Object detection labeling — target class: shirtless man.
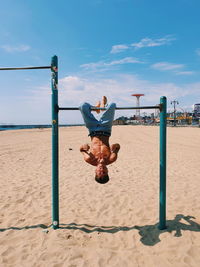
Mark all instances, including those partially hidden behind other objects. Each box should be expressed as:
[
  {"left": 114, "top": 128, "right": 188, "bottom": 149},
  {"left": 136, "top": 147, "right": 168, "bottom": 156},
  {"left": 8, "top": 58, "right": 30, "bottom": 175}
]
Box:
[{"left": 79, "top": 96, "right": 120, "bottom": 184}]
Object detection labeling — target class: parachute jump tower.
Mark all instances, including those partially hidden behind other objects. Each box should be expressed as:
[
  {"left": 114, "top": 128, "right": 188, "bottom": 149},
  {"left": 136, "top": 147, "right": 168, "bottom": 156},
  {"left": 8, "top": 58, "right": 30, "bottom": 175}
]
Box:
[{"left": 131, "top": 94, "right": 145, "bottom": 118}]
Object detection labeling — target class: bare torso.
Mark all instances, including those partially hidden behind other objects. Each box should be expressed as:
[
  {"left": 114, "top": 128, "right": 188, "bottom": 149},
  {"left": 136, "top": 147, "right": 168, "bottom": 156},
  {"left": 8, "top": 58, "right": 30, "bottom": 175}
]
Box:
[
  {"left": 90, "top": 136, "right": 111, "bottom": 165},
  {"left": 80, "top": 136, "right": 120, "bottom": 166}
]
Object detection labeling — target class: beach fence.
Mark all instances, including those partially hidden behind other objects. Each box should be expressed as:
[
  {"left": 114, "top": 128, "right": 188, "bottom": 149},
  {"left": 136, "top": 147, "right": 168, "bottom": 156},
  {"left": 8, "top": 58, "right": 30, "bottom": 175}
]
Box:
[{"left": 0, "top": 55, "right": 167, "bottom": 230}]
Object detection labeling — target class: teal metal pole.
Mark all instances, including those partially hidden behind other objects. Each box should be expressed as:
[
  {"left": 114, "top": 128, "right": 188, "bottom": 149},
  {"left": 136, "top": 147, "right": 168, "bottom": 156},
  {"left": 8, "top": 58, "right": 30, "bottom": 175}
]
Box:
[
  {"left": 51, "top": 55, "right": 59, "bottom": 229},
  {"left": 159, "top": 96, "right": 167, "bottom": 229}
]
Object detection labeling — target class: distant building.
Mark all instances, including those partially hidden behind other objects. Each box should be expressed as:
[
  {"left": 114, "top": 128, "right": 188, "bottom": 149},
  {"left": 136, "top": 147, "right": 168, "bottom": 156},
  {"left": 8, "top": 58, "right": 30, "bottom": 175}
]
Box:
[
  {"left": 194, "top": 104, "right": 200, "bottom": 117},
  {"left": 113, "top": 119, "right": 127, "bottom": 125}
]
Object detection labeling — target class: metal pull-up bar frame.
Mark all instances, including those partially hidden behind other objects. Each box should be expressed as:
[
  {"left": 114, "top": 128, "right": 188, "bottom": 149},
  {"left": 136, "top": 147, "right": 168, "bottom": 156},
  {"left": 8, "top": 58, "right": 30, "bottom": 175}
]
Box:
[
  {"left": 0, "top": 55, "right": 167, "bottom": 231},
  {"left": 0, "top": 66, "right": 51, "bottom": 70},
  {"left": 51, "top": 56, "right": 167, "bottom": 231},
  {"left": 59, "top": 105, "right": 161, "bottom": 111}
]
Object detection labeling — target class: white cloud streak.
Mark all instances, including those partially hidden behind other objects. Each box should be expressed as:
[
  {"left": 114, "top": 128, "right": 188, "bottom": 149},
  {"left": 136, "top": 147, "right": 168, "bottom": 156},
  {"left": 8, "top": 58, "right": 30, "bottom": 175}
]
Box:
[
  {"left": 196, "top": 48, "right": 200, "bottom": 56},
  {"left": 1, "top": 44, "right": 31, "bottom": 53},
  {"left": 110, "top": 44, "right": 129, "bottom": 54},
  {"left": 151, "top": 62, "right": 184, "bottom": 71},
  {"left": 80, "top": 57, "right": 142, "bottom": 71},
  {"left": 131, "top": 35, "right": 176, "bottom": 49},
  {"left": 110, "top": 35, "right": 176, "bottom": 53},
  {"left": 175, "top": 71, "right": 194, "bottom": 76},
  {"left": 151, "top": 62, "right": 194, "bottom": 75}
]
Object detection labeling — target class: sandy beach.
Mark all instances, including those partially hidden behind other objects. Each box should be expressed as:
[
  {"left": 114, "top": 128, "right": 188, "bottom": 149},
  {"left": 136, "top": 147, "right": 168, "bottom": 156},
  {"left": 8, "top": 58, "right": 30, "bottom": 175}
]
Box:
[{"left": 0, "top": 125, "right": 200, "bottom": 267}]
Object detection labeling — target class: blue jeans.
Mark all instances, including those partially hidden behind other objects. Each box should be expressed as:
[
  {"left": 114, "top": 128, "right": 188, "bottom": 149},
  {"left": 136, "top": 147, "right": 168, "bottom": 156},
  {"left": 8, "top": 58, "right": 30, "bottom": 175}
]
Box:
[{"left": 79, "top": 102, "right": 116, "bottom": 136}]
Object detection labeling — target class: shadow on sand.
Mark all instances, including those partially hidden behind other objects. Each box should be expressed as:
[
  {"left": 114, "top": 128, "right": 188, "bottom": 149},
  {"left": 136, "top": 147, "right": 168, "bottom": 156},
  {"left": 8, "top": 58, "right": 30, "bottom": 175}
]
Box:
[
  {"left": 0, "top": 224, "right": 49, "bottom": 232},
  {"left": 60, "top": 214, "right": 200, "bottom": 246},
  {"left": 0, "top": 214, "right": 199, "bottom": 246}
]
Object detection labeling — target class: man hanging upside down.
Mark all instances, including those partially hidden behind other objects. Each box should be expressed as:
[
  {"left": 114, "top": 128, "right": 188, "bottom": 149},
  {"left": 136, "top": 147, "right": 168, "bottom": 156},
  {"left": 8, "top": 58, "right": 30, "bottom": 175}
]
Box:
[{"left": 79, "top": 96, "right": 120, "bottom": 184}]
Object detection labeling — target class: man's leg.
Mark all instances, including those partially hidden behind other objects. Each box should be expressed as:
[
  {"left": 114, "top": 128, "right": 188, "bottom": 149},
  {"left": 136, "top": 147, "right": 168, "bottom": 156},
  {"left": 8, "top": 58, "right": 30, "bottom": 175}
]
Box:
[
  {"left": 79, "top": 102, "right": 99, "bottom": 133},
  {"left": 98, "top": 103, "right": 116, "bottom": 133}
]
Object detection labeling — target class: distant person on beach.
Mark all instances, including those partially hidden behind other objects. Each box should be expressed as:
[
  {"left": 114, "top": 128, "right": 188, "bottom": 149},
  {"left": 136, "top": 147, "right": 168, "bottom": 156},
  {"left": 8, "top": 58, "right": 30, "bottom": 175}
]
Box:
[{"left": 79, "top": 96, "right": 120, "bottom": 184}]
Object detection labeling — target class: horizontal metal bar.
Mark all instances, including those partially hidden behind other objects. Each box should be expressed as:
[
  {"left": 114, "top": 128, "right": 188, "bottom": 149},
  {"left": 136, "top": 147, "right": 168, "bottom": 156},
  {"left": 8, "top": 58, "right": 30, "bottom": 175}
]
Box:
[
  {"left": 0, "top": 66, "right": 51, "bottom": 70},
  {"left": 59, "top": 105, "right": 161, "bottom": 111}
]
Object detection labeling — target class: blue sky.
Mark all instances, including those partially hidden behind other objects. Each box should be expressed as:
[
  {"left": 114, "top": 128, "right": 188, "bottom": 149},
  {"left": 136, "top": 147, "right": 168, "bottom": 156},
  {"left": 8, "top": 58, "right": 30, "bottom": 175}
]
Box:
[{"left": 0, "top": 0, "right": 200, "bottom": 124}]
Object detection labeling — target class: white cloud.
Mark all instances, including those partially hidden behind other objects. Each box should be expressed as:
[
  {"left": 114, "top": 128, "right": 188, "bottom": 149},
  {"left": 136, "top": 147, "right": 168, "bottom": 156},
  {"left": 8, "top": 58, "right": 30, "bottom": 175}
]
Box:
[
  {"left": 110, "top": 35, "right": 176, "bottom": 54},
  {"left": 110, "top": 44, "right": 129, "bottom": 54},
  {"left": 57, "top": 74, "right": 195, "bottom": 109},
  {"left": 108, "top": 57, "right": 142, "bottom": 65},
  {"left": 60, "top": 76, "right": 85, "bottom": 91},
  {"left": 131, "top": 35, "right": 176, "bottom": 49},
  {"left": 1, "top": 44, "right": 31, "bottom": 53},
  {"left": 151, "top": 62, "right": 184, "bottom": 71},
  {"left": 1, "top": 73, "right": 199, "bottom": 124},
  {"left": 80, "top": 61, "right": 101, "bottom": 70},
  {"left": 175, "top": 71, "right": 194, "bottom": 76},
  {"left": 151, "top": 62, "right": 194, "bottom": 76},
  {"left": 24, "top": 74, "right": 199, "bottom": 111},
  {"left": 196, "top": 48, "right": 200, "bottom": 56},
  {"left": 80, "top": 57, "right": 142, "bottom": 71}
]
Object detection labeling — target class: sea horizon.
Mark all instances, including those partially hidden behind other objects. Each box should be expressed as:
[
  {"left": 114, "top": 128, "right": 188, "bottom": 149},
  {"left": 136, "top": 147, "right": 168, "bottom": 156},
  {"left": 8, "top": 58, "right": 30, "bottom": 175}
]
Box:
[{"left": 0, "top": 124, "right": 84, "bottom": 131}]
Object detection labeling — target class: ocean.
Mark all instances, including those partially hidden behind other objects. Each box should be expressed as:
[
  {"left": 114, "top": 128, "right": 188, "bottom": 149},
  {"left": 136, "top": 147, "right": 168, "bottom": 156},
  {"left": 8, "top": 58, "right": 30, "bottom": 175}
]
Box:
[{"left": 0, "top": 124, "right": 83, "bottom": 131}]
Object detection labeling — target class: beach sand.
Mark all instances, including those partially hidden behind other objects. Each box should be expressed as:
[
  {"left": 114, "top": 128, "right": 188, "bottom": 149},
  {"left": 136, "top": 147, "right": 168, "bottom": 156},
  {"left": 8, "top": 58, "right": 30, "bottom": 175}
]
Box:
[{"left": 0, "top": 126, "right": 200, "bottom": 267}]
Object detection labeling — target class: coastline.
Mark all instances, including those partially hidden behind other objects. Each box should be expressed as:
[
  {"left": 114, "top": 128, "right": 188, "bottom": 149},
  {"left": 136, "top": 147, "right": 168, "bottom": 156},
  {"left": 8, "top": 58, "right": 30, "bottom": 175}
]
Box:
[
  {"left": 0, "top": 122, "right": 199, "bottom": 132},
  {"left": 0, "top": 124, "right": 84, "bottom": 131}
]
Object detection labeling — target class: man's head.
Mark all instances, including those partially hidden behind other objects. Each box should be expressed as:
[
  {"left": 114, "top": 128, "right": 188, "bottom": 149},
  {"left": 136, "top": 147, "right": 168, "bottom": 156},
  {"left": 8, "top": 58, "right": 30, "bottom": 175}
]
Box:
[{"left": 95, "top": 163, "right": 109, "bottom": 184}]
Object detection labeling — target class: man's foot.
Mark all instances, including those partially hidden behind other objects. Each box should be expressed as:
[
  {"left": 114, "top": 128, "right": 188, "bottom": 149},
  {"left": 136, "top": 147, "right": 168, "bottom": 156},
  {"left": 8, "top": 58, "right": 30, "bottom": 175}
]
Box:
[
  {"left": 95, "top": 101, "right": 101, "bottom": 114},
  {"left": 94, "top": 96, "right": 107, "bottom": 113},
  {"left": 100, "top": 96, "right": 107, "bottom": 109}
]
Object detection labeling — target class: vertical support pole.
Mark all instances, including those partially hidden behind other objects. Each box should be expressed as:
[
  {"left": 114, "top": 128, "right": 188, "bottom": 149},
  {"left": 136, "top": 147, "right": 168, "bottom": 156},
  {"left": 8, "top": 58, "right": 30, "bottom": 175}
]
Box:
[
  {"left": 159, "top": 96, "right": 167, "bottom": 229},
  {"left": 51, "top": 55, "right": 59, "bottom": 229}
]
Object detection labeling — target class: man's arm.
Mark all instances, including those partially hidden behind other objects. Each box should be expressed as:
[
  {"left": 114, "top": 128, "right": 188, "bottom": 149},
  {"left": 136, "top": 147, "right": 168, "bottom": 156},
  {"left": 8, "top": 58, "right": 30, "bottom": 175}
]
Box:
[
  {"left": 80, "top": 144, "right": 90, "bottom": 153},
  {"left": 80, "top": 144, "right": 91, "bottom": 161},
  {"left": 109, "top": 143, "right": 120, "bottom": 163},
  {"left": 80, "top": 144, "right": 96, "bottom": 165}
]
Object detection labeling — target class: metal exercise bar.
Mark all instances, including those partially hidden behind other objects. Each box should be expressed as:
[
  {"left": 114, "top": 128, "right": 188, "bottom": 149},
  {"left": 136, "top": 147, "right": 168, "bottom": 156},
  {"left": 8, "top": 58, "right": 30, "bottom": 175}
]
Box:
[
  {"left": 0, "top": 66, "right": 51, "bottom": 70},
  {"left": 51, "top": 56, "right": 59, "bottom": 230},
  {"left": 58, "top": 98, "right": 167, "bottom": 230},
  {"left": 0, "top": 55, "right": 167, "bottom": 231},
  {"left": 59, "top": 105, "right": 161, "bottom": 111},
  {"left": 159, "top": 96, "right": 167, "bottom": 230}
]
